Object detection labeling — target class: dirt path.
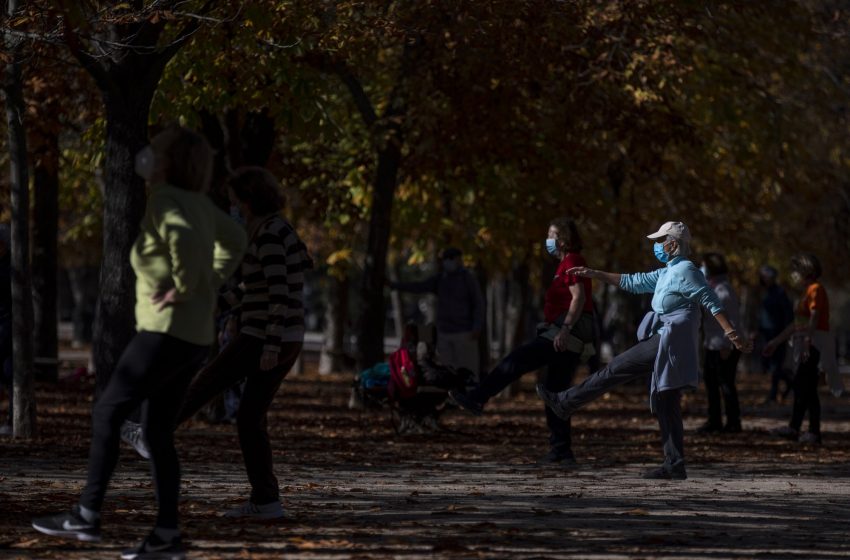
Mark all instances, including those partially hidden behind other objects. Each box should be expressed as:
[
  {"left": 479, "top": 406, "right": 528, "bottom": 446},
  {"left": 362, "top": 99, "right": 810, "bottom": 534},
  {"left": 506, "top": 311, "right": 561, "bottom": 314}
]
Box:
[{"left": 2, "top": 366, "right": 849, "bottom": 559}]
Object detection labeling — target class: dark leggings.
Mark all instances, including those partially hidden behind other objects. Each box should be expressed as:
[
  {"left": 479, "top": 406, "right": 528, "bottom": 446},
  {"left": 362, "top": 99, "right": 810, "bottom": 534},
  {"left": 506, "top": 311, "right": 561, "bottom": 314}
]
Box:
[
  {"left": 468, "top": 336, "right": 579, "bottom": 455},
  {"left": 178, "top": 334, "right": 302, "bottom": 505},
  {"left": 79, "top": 332, "right": 208, "bottom": 529},
  {"left": 789, "top": 346, "right": 821, "bottom": 435},
  {"left": 703, "top": 349, "right": 741, "bottom": 427}
]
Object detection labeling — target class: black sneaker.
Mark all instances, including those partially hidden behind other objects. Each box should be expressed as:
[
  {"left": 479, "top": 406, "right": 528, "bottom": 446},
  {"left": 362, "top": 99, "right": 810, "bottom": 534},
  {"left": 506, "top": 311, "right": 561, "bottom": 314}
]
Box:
[
  {"left": 121, "top": 532, "right": 186, "bottom": 560},
  {"left": 447, "top": 390, "right": 484, "bottom": 416},
  {"left": 32, "top": 505, "right": 101, "bottom": 542},
  {"left": 643, "top": 463, "right": 687, "bottom": 480},
  {"left": 121, "top": 420, "right": 151, "bottom": 460},
  {"left": 535, "top": 384, "right": 575, "bottom": 420},
  {"left": 537, "top": 448, "right": 577, "bottom": 467},
  {"left": 695, "top": 421, "right": 722, "bottom": 434}
]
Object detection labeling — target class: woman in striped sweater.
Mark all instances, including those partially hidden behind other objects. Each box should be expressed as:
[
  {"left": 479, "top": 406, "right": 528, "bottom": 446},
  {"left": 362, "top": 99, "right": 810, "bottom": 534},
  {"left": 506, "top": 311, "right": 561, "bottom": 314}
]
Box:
[{"left": 178, "top": 166, "right": 312, "bottom": 519}]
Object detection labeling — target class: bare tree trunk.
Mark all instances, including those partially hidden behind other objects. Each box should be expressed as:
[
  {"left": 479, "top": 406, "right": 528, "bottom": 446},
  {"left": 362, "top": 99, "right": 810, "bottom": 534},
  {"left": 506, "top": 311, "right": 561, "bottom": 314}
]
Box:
[
  {"left": 31, "top": 130, "right": 60, "bottom": 382},
  {"left": 356, "top": 140, "right": 401, "bottom": 369},
  {"left": 319, "top": 272, "right": 349, "bottom": 375},
  {"left": 91, "top": 90, "right": 154, "bottom": 395},
  {"left": 2, "top": 0, "right": 37, "bottom": 437}
]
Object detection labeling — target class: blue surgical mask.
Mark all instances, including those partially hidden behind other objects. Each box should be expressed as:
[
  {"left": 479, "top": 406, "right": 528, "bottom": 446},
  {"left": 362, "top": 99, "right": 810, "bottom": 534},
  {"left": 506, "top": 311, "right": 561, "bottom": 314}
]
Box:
[
  {"left": 229, "top": 205, "right": 244, "bottom": 224},
  {"left": 545, "top": 238, "right": 558, "bottom": 256},
  {"left": 653, "top": 242, "right": 669, "bottom": 264}
]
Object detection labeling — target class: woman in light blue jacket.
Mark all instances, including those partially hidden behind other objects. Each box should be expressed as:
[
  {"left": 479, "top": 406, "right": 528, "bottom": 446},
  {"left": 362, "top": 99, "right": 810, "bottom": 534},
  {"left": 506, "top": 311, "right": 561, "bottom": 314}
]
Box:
[{"left": 538, "top": 221, "right": 750, "bottom": 479}]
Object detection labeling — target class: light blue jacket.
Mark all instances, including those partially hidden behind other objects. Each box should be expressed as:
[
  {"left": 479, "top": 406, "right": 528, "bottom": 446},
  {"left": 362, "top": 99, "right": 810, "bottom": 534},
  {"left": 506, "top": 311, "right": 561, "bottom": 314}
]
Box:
[{"left": 623, "top": 257, "right": 725, "bottom": 407}]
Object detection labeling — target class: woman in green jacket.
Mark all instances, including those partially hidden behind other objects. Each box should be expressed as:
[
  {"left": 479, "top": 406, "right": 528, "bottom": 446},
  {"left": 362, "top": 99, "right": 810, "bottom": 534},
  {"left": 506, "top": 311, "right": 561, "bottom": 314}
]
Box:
[{"left": 33, "top": 125, "right": 246, "bottom": 560}]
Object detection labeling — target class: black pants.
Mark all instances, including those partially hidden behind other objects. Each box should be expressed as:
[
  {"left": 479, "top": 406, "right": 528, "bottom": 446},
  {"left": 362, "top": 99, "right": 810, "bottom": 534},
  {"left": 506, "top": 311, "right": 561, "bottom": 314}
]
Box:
[
  {"left": 762, "top": 341, "right": 791, "bottom": 401},
  {"left": 558, "top": 335, "right": 685, "bottom": 466},
  {"left": 703, "top": 349, "right": 741, "bottom": 428},
  {"left": 178, "top": 334, "right": 302, "bottom": 505},
  {"left": 790, "top": 346, "right": 821, "bottom": 435},
  {"left": 79, "top": 332, "right": 208, "bottom": 528},
  {"left": 468, "top": 336, "right": 579, "bottom": 455}
]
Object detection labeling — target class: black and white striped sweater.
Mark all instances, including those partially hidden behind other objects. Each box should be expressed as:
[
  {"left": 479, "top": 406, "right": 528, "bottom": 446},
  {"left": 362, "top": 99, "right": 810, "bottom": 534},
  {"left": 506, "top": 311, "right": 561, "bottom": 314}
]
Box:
[{"left": 221, "top": 215, "right": 312, "bottom": 352}]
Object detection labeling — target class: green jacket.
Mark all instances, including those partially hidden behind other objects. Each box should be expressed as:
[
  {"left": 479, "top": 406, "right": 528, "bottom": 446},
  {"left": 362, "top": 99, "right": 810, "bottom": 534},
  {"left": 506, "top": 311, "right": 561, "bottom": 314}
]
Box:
[{"left": 130, "top": 183, "right": 247, "bottom": 346}]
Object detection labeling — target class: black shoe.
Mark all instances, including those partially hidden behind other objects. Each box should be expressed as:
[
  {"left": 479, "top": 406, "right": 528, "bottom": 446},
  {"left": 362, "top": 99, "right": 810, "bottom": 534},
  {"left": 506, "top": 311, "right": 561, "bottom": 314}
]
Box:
[
  {"left": 32, "top": 505, "right": 101, "bottom": 542},
  {"left": 642, "top": 463, "right": 687, "bottom": 480},
  {"left": 448, "top": 390, "right": 484, "bottom": 416},
  {"left": 121, "top": 531, "right": 186, "bottom": 560},
  {"left": 722, "top": 422, "right": 742, "bottom": 434},
  {"left": 696, "top": 421, "right": 723, "bottom": 434},
  {"left": 538, "top": 449, "right": 577, "bottom": 467}
]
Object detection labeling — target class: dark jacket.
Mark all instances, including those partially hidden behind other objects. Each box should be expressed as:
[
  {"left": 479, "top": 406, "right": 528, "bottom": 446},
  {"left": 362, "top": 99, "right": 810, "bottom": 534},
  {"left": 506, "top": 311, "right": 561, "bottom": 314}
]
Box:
[{"left": 391, "top": 267, "right": 485, "bottom": 334}]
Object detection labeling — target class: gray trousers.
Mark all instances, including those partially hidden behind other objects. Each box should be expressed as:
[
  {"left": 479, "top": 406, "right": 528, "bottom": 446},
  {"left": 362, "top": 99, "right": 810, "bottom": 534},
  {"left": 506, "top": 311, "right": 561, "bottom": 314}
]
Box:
[{"left": 560, "top": 335, "right": 685, "bottom": 467}]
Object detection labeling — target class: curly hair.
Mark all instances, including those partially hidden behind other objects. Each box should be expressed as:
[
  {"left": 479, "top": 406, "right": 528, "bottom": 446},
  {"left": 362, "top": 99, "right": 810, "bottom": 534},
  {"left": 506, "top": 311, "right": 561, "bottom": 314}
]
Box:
[{"left": 790, "top": 253, "right": 822, "bottom": 281}]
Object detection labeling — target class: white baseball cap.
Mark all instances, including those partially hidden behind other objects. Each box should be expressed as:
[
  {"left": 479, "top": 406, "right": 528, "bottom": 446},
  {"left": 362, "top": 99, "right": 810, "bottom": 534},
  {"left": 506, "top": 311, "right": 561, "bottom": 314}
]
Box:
[{"left": 647, "top": 221, "right": 691, "bottom": 242}]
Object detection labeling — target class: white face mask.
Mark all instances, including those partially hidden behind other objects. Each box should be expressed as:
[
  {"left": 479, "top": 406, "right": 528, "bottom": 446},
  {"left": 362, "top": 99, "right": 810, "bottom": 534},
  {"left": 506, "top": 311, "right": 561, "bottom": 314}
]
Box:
[
  {"left": 134, "top": 145, "right": 156, "bottom": 181},
  {"left": 700, "top": 265, "right": 709, "bottom": 278}
]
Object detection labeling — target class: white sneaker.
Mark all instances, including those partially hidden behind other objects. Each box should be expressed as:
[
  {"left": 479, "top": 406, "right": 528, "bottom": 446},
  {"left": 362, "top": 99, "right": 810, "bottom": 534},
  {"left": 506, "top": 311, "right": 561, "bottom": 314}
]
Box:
[
  {"left": 120, "top": 421, "right": 150, "bottom": 459},
  {"left": 223, "top": 500, "right": 285, "bottom": 520}
]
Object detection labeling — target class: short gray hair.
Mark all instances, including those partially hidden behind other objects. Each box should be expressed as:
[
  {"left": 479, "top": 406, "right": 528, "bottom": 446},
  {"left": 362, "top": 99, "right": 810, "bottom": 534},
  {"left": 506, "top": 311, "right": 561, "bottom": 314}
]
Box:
[{"left": 667, "top": 235, "right": 690, "bottom": 257}]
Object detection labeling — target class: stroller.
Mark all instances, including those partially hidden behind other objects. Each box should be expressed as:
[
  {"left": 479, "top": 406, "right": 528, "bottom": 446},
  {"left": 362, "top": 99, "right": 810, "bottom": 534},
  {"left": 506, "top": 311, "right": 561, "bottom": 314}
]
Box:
[{"left": 351, "top": 323, "right": 473, "bottom": 434}]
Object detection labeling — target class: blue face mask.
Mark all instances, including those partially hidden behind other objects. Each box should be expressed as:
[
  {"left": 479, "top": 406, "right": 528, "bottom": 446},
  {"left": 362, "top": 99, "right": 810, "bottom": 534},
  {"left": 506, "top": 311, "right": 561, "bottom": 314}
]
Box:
[
  {"left": 653, "top": 242, "right": 669, "bottom": 264},
  {"left": 545, "top": 238, "right": 559, "bottom": 256},
  {"left": 229, "top": 205, "right": 245, "bottom": 225}
]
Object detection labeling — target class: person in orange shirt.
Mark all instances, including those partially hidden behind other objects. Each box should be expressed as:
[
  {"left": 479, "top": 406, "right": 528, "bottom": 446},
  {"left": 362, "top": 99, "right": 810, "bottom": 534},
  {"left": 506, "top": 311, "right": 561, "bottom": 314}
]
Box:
[{"left": 764, "top": 254, "right": 839, "bottom": 444}]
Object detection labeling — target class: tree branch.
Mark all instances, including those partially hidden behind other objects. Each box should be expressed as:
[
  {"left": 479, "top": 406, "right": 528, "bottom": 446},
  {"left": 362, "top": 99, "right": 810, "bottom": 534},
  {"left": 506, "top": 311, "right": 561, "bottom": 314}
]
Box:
[
  {"left": 62, "top": 15, "right": 113, "bottom": 92},
  {"left": 301, "top": 51, "right": 378, "bottom": 128}
]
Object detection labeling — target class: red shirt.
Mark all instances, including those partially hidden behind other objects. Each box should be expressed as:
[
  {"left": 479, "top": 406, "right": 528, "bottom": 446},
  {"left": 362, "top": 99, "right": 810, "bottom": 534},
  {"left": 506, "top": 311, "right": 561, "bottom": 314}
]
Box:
[
  {"left": 544, "top": 252, "right": 593, "bottom": 323},
  {"left": 796, "top": 282, "right": 830, "bottom": 332}
]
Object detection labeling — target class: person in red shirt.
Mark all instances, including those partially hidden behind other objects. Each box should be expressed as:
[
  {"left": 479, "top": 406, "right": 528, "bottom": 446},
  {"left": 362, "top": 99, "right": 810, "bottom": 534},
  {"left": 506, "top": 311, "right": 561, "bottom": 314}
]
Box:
[
  {"left": 450, "top": 217, "right": 594, "bottom": 465},
  {"left": 765, "top": 253, "right": 837, "bottom": 444}
]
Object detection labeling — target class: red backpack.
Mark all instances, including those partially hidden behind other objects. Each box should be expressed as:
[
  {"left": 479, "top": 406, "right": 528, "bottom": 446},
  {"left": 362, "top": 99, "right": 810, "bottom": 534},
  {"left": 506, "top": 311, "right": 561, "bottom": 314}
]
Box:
[{"left": 387, "top": 346, "right": 417, "bottom": 401}]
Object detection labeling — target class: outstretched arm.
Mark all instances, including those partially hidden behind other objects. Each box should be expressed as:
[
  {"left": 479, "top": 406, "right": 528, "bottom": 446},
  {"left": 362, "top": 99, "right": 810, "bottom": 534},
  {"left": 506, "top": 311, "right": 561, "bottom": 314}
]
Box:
[{"left": 567, "top": 267, "right": 621, "bottom": 286}]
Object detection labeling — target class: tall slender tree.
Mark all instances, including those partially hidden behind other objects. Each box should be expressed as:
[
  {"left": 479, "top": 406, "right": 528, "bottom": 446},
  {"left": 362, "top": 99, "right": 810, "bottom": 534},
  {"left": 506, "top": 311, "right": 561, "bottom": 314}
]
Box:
[{"left": 2, "top": 0, "right": 37, "bottom": 437}]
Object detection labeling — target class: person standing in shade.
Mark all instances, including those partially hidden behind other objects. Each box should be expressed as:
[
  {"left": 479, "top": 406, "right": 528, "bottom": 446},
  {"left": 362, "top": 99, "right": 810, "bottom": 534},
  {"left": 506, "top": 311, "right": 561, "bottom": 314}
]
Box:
[
  {"left": 449, "top": 217, "right": 594, "bottom": 466},
  {"left": 757, "top": 265, "right": 794, "bottom": 404},
  {"left": 122, "top": 167, "right": 313, "bottom": 519},
  {"left": 766, "top": 254, "right": 835, "bottom": 444},
  {"left": 538, "top": 222, "right": 750, "bottom": 479},
  {"left": 31, "top": 126, "right": 247, "bottom": 560},
  {"left": 389, "top": 247, "right": 485, "bottom": 379},
  {"left": 697, "top": 253, "right": 742, "bottom": 434}
]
